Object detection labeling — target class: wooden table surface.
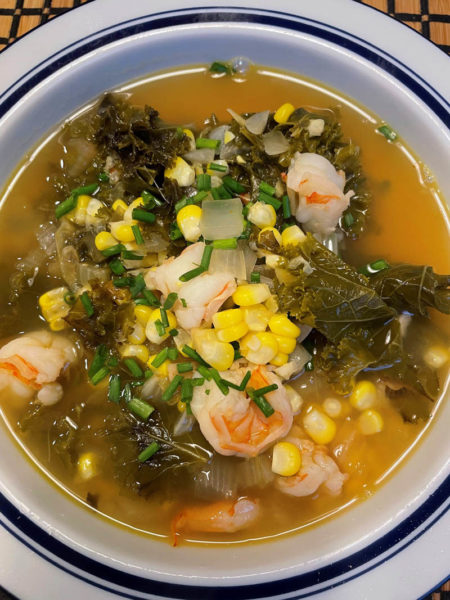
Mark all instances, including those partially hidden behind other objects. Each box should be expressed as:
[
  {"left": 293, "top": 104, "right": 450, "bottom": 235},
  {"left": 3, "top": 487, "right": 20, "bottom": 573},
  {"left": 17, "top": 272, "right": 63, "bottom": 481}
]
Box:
[{"left": 0, "top": 1, "right": 448, "bottom": 599}]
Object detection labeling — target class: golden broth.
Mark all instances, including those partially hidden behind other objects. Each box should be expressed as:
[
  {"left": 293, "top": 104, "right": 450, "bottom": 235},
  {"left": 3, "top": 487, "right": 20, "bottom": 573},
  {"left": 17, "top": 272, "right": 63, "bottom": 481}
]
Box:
[{"left": 0, "top": 65, "right": 448, "bottom": 545}]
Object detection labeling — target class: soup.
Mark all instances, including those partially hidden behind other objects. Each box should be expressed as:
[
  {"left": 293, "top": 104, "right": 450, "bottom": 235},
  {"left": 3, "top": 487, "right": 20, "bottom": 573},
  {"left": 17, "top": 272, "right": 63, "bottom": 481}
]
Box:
[{"left": 0, "top": 62, "right": 448, "bottom": 546}]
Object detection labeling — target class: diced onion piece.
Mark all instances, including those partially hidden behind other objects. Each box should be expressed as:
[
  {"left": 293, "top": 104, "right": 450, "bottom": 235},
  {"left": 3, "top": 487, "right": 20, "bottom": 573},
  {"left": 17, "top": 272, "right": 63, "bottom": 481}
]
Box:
[
  {"left": 209, "top": 248, "right": 246, "bottom": 280},
  {"left": 307, "top": 118, "right": 325, "bottom": 137},
  {"left": 183, "top": 148, "right": 216, "bottom": 164},
  {"left": 227, "top": 108, "right": 246, "bottom": 127},
  {"left": 245, "top": 110, "right": 270, "bottom": 135},
  {"left": 239, "top": 240, "right": 257, "bottom": 280},
  {"left": 200, "top": 198, "right": 244, "bottom": 240},
  {"left": 274, "top": 344, "right": 311, "bottom": 379},
  {"left": 263, "top": 130, "right": 290, "bottom": 155}
]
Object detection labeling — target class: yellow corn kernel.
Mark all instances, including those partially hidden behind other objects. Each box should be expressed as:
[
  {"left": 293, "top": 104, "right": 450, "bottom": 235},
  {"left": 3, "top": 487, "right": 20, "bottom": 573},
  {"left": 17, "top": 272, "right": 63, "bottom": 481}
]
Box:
[
  {"left": 146, "top": 308, "right": 177, "bottom": 344},
  {"left": 240, "top": 331, "right": 279, "bottom": 364},
  {"left": 183, "top": 128, "right": 196, "bottom": 151},
  {"left": 272, "top": 441, "right": 301, "bottom": 476},
  {"left": 213, "top": 308, "right": 243, "bottom": 329},
  {"left": 258, "top": 226, "right": 282, "bottom": 247},
  {"left": 177, "top": 399, "right": 186, "bottom": 413},
  {"left": 243, "top": 304, "right": 272, "bottom": 332},
  {"left": 95, "top": 231, "right": 117, "bottom": 251},
  {"left": 358, "top": 409, "right": 384, "bottom": 435},
  {"left": 285, "top": 384, "right": 303, "bottom": 414},
  {"left": 269, "top": 314, "right": 300, "bottom": 338},
  {"left": 176, "top": 205, "right": 202, "bottom": 242},
  {"left": 134, "top": 304, "right": 154, "bottom": 326},
  {"left": 274, "top": 102, "right": 295, "bottom": 124},
  {"left": 274, "top": 335, "right": 296, "bottom": 354},
  {"left": 247, "top": 201, "right": 277, "bottom": 229},
  {"left": 265, "top": 254, "right": 282, "bottom": 270},
  {"left": 174, "top": 329, "right": 193, "bottom": 357},
  {"left": 124, "top": 197, "right": 144, "bottom": 221},
  {"left": 164, "top": 156, "right": 195, "bottom": 187},
  {"left": 192, "top": 328, "right": 234, "bottom": 371},
  {"left": 423, "top": 345, "right": 449, "bottom": 368},
  {"left": 112, "top": 199, "right": 128, "bottom": 216},
  {"left": 233, "top": 283, "right": 271, "bottom": 307},
  {"left": 39, "top": 286, "right": 70, "bottom": 325},
  {"left": 110, "top": 221, "right": 136, "bottom": 243},
  {"left": 147, "top": 354, "right": 170, "bottom": 378},
  {"left": 264, "top": 294, "right": 279, "bottom": 313},
  {"left": 224, "top": 130, "right": 236, "bottom": 144},
  {"left": 121, "top": 344, "right": 149, "bottom": 364},
  {"left": 350, "top": 380, "right": 377, "bottom": 411},
  {"left": 77, "top": 452, "right": 97, "bottom": 481},
  {"left": 270, "top": 352, "right": 289, "bottom": 367},
  {"left": 281, "top": 224, "right": 305, "bottom": 247},
  {"left": 323, "top": 397, "right": 342, "bottom": 419},
  {"left": 303, "top": 407, "right": 336, "bottom": 445},
  {"left": 66, "top": 194, "right": 91, "bottom": 224},
  {"left": 128, "top": 321, "right": 146, "bottom": 345},
  {"left": 216, "top": 321, "right": 249, "bottom": 343}
]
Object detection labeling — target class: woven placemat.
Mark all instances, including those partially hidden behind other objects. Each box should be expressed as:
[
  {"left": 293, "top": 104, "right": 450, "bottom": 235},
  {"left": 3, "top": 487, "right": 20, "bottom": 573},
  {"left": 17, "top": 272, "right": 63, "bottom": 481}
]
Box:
[{"left": 0, "top": 1, "right": 448, "bottom": 599}]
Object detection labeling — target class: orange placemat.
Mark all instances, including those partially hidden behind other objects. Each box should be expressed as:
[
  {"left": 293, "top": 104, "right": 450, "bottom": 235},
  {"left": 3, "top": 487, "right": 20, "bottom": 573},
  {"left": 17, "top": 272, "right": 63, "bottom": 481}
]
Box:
[{"left": 0, "top": 1, "right": 448, "bottom": 600}]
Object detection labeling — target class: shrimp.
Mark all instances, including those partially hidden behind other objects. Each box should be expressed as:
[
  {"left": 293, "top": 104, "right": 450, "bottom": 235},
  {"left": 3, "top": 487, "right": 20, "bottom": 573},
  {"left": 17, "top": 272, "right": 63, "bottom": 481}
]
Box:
[
  {"left": 144, "top": 242, "right": 236, "bottom": 330},
  {"left": 171, "top": 497, "right": 260, "bottom": 545},
  {"left": 286, "top": 152, "right": 354, "bottom": 234},
  {"left": 190, "top": 366, "right": 293, "bottom": 458},
  {"left": 276, "top": 437, "right": 348, "bottom": 497},
  {"left": 0, "top": 331, "right": 78, "bottom": 404}
]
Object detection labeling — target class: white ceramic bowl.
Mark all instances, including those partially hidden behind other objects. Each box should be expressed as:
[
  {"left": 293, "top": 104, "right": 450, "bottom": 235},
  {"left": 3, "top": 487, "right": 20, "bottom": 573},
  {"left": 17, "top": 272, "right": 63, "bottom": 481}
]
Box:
[{"left": 0, "top": 1, "right": 449, "bottom": 599}]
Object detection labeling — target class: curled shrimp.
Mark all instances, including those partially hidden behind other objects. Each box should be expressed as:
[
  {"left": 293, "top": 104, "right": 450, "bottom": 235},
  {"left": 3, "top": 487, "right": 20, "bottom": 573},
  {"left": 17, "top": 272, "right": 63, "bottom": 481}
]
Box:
[
  {"left": 145, "top": 242, "right": 236, "bottom": 330},
  {"left": 171, "top": 497, "right": 260, "bottom": 546},
  {"left": 276, "top": 437, "right": 348, "bottom": 497},
  {"left": 286, "top": 152, "right": 353, "bottom": 235},
  {"left": 0, "top": 331, "right": 78, "bottom": 404},
  {"left": 190, "top": 366, "right": 293, "bottom": 458}
]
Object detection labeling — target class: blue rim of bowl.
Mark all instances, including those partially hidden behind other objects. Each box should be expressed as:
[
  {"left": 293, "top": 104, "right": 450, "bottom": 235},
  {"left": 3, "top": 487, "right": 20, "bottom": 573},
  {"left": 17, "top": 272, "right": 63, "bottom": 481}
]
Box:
[{"left": 0, "top": 6, "right": 449, "bottom": 599}]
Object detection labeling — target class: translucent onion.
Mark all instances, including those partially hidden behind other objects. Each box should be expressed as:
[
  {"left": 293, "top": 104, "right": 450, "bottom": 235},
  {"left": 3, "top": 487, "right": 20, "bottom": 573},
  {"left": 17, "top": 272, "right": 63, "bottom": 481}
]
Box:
[
  {"left": 209, "top": 248, "right": 246, "bottom": 280},
  {"left": 274, "top": 344, "right": 312, "bottom": 380},
  {"left": 226, "top": 108, "right": 246, "bottom": 127},
  {"left": 245, "top": 110, "right": 270, "bottom": 135},
  {"left": 183, "top": 148, "right": 215, "bottom": 164},
  {"left": 173, "top": 411, "right": 196, "bottom": 437},
  {"left": 200, "top": 198, "right": 244, "bottom": 240},
  {"left": 78, "top": 263, "right": 109, "bottom": 286},
  {"left": 263, "top": 130, "right": 290, "bottom": 155},
  {"left": 239, "top": 240, "right": 257, "bottom": 280},
  {"left": 208, "top": 125, "right": 229, "bottom": 148}
]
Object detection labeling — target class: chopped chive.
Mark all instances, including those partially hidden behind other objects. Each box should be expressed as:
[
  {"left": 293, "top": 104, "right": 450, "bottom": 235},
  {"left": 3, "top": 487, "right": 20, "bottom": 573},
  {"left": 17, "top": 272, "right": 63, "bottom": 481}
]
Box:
[
  {"left": 169, "top": 223, "right": 183, "bottom": 240},
  {"left": 164, "top": 292, "right": 178, "bottom": 310},
  {"left": 208, "top": 162, "right": 227, "bottom": 173},
  {"left": 154, "top": 319, "right": 166, "bottom": 337},
  {"left": 220, "top": 378, "right": 240, "bottom": 391},
  {"left": 112, "top": 276, "right": 133, "bottom": 288},
  {"left": 108, "top": 374, "right": 121, "bottom": 403},
  {"left": 152, "top": 348, "right": 169, "bottom": 368},
  {"left": 180, "top": 298, "right": 187, "bottom": 308},
  {"left": 197, "top": 365, "right": 212, "bottom": 380},
  {"left": 98, "top": 172, "right": 110, "bottom": 183},
  {"left": 130, "top": 379, "right": 144, "bottom": 388},
  {"left": 222, "top": 176, "right": 246, "bottom": 194},
  {"left": 212, "top": 238, "right": 238, "bottom": 250},
  {"left": 128, "top": 398, "right": 154, "bottom": 420},
  {"left": 124, "top": 358, "right": 144, "bottom": 378},
  {"left": 169, "top": 328, "right": 179, "bottom": 337},
  {"left": 233, "top": 347, "right": 242, "bottom": 361},
  {"left": 121, "top": 249, "right": 143, "bottom": 261},
  {"left": 254, "top": 383, "right": 278, "bottom": 396},
  {"left": 210, "top": 187, "right": 221, "bottom": 200},
  {"left": 358, "top": 259, "right": 390, "bottom": 276},
  {"left": 250, "top": 272, "right": 260, "bottom": 283},
  {"left": 109, "top": 258, "right": 126, "bottom": 275},
  {"left": 64, "top": 291, "right": 76, "bottom": 306},
  {"left": 182, "top": 345, "right": 209, "bottom": 367},
  {"left": 197, "top": 173, "right": 211, "bottom": 191},
  {"left": 248, "top": 389, "right": 275, "bottom": 417},
  {"left": 142, "top": 190, "right": 162, "bottom": 209},
  {"left": 200, "top": 244, "right": 213, "bottom": 270},
  {"left": 55, "top": 195, "right": 77, "bottom": 219},
  {"left": 239, "top": 370, "right": 251, "bottom": 391},
  {"left": 162, "top": 374, "right": 183, "bottom": 402},
  {"left": 259, "top": 181, "right": 276, "bottom": 196},
  {"left": 130, "top": 273, "right": 146, "bottom": 299},
  {"left": 282, "top": 195, "right": 291, "bottom": 219},
  {"left": 181, "top": 379, "right": 193, "bottom": 403},
  {"left": 175, "top": 197, "right": 189, "bottom": 213},
  {"left": 167, "top": 347, "right": 178, "bottom": 361},
  {"left": 91, "top": 366, "right": 109, "bottom": 386},
  {"left": 134, "top": 298, "right": 151, "bottom": 306},
  {"left": 143, "top": 289, "right": 160, "bottom": 307},
  {"left": 144, "top": 369, "right": 153, "bottom": 380},
  {"left": 160, "top": 308, "right": 169, "bottom": 329},
  {"left": 107, "top": 355, "right": 119, "bottom": 368},
  {"left": 101, "top": 243, "right": 124, "bottom": 257},
  {"left": 132, "top": 224, "right": 144, "bottom": 245},
  {"left": 122, "top": 383, "right": 132, "bottom": 403},
  {"left": 258, "top": 191, "right": 281, "bottom": 210},
  {"left": 191, "top": 377, "right": 205, "bottom": 387},
  {"left": 72, "top": 183, "right": 98, "bottom": 196},
  {"left": 343, "top": 212, "right": 355, "bottom": 228},
  {"left": 217, "top": 185, "right": 232, "bottom": 199},
  {"left": 209, "top": 61, "right": 232, "bottom": 75},
  {"left": 196, "top": 138, "right": 220, "bottom": 149},
  {"left": 179, "top": 266, "right": 205, "bottom": 282},
  {"left": 88, "top": 344, "right": 108, "bottom": 379},
  {"left": 138, "top": 441, "right": 160, "bottom": 462},
  {"left": 80, "top": 291, "right": 94, "bottom": 317},
  {"left": 210, "top": 368, "right": 229, "bottom": 395},
  {"left": 192, "top": 190, "right": 209, "bottom": 203},
  {"left": 377, "top": 125, "right": 397, "bottom": 141},
  {"left": 132, "top": 208, "right": 156, "bottom": 224},
  {"left": 177, "top": 362, "right": 193, "bottom": 373}
]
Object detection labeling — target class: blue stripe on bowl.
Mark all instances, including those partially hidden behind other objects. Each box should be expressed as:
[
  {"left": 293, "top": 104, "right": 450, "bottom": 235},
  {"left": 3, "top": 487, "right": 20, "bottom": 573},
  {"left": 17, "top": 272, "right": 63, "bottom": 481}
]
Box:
[{"left": 0, "top": 7, "right": 449, "bottom": 599}]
